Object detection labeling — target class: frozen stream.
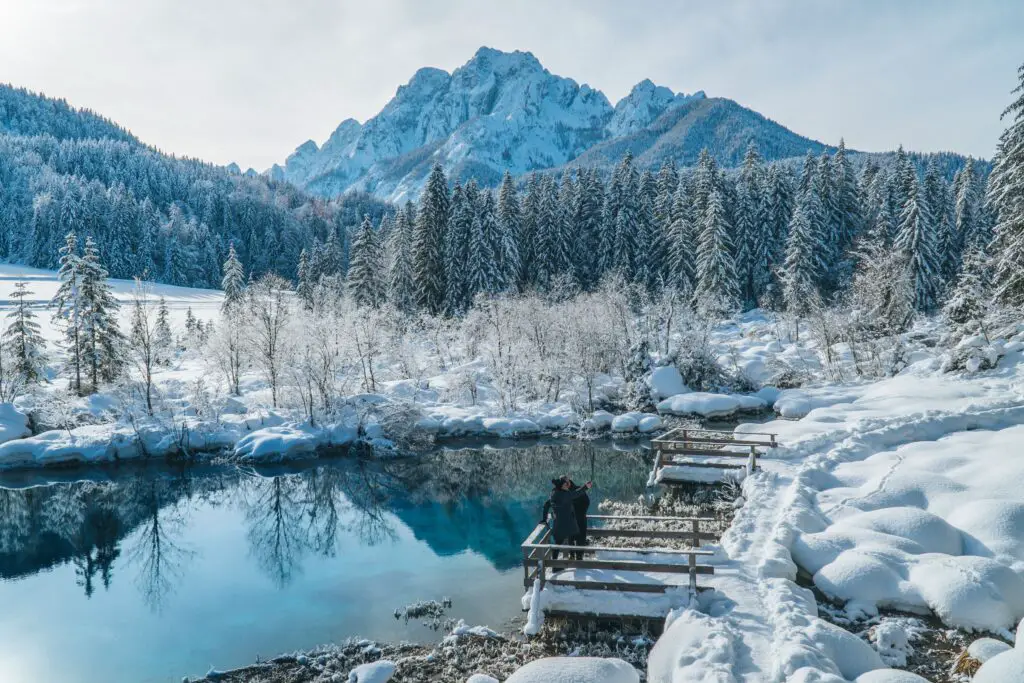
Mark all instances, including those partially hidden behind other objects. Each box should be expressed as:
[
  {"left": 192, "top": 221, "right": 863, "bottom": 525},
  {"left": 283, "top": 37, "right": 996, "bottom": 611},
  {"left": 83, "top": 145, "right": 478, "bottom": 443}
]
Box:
[{"left": 0, "top": 441, "right": 652, "bottom": 683}]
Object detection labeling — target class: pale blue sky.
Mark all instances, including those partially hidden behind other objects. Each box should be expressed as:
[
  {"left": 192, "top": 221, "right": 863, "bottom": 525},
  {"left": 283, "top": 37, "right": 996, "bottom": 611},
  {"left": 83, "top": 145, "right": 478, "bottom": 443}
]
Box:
[{"left": 1, "top": 0, "right": 1020, "bottom": 168}]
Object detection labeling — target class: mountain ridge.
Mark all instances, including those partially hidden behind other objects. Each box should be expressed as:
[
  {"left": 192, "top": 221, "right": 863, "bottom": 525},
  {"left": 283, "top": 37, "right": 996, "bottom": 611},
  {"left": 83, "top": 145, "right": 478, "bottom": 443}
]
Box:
[{"left": 273, "top": 46, "right": 835, "bottom": 200}]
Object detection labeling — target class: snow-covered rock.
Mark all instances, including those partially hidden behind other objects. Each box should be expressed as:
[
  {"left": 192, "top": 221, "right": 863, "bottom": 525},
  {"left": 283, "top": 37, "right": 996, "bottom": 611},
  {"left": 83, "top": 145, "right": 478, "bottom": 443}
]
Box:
[
  {"left": 973, "top": 647, "right": 1024, "bottom": 682},
  {"left": 0, "top": 403, "right": 30, "bottom": 444},
  {"left": 611, "top": 413, "right": 641, "bottom": 432},
  {"left": 648, "top": 366, "right": 687, "bottom": 400},
  {"left": 853, "top": 671, "right": 931, "bottom": 682},
  {"left": 969, "top": 638, "right": 1013, "bottom": 663},
  {"left": 347, "top": 660, "right": 396, "bottom": 683},
  {"left": 657, "top": 392, "right": 742, "bottom": 418},
  {"left": 481, "top": 417, "right": 540, "bottom": 438},
  {"left": 465, "top": 675, "right": 498, "bottom": 683},
  {"left": 637, "top": 415, "right": 662, "bottom": 433},
  {"left": 505, "top": 657, "right": 639, "bottom": 683}
]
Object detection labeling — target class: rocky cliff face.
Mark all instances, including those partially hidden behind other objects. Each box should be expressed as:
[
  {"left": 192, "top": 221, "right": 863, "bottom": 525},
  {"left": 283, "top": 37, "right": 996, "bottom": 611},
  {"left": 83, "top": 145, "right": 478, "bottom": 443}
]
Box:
[{"left": 274, "top": 46, "right": 826, "bottom": 200}]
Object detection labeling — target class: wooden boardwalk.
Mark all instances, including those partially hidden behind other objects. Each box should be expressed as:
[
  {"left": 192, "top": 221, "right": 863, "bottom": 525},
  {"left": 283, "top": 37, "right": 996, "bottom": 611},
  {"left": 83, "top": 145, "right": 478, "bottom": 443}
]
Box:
[
  {"left": 521, "top": 513, "right": 717, "bottom": 618},
  {"left": 650, "top": 428, "right": 777, "bottom": 484}
]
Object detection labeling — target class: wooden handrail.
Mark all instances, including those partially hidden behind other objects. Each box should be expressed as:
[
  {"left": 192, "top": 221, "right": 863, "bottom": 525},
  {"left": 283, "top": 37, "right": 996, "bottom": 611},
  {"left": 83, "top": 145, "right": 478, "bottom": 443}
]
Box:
[
  {"left": 522, "top": 542, "right": 715, "bottom": 555},
  {"left": 588, "top": 514, "right": 716, "bottom": 522}
]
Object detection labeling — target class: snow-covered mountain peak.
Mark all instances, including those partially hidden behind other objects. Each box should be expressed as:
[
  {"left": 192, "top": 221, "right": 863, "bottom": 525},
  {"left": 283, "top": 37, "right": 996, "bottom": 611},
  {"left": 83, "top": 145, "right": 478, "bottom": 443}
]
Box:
[
  {"left": 275, "top": 47, "right": 822, "bottom": 200},
  {"left": 607, "top": 78, "right": 691, "bottom": 136}
]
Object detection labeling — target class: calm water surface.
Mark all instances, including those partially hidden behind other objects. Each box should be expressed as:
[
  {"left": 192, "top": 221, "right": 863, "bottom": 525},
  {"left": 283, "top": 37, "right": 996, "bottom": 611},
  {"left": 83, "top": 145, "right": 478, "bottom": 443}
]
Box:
[{"left": 0, "top": 441, "right": 651, "bottom": 683}]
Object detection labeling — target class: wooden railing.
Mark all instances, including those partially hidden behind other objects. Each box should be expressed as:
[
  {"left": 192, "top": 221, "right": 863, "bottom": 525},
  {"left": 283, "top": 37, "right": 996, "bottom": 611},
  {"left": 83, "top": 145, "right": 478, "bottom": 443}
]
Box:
[
  {"left": 521, "top": 514, "right": 717, "bottom": 597},
  {"left": 651, "top": 428, "right": 778, "bottom": 479}
]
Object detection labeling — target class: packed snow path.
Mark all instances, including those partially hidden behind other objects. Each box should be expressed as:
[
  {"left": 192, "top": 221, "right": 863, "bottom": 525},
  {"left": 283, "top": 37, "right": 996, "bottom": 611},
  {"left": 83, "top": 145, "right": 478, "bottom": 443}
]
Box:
[{"left": 650, "top": 366, "right": 1024, "bottom": 682}]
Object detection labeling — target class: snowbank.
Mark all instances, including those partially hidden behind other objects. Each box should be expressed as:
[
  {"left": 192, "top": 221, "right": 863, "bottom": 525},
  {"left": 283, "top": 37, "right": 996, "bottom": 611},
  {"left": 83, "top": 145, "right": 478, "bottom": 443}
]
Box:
[
  {"left": 656, "top": 392, "right": 765, "bottom": 418},
  {"left": 0, "top": 403, "right": 30, "bottom": 444},
  {"left": 504, "top": 657, "right": 639, "bottom": 683},
  {"left": 347, "top": 660, "right": 396, "bottom": 683},
  {"left": 648, "top": 366, "right": 687, "bottom": 400},
  {"left": 792, "top": 425, "right": 1024, "bottom": 632}
]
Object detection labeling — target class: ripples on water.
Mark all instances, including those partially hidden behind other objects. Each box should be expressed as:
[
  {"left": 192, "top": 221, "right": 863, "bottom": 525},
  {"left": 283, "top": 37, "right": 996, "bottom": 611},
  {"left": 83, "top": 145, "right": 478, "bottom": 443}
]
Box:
[{"left": 0, "top": 441, "right": 651, "bottom": 683}]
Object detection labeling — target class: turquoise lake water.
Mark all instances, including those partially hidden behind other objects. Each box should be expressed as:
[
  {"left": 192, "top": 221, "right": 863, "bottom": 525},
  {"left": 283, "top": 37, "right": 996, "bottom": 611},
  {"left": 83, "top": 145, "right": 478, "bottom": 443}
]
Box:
[{"left": 0, "top": 442, "right": 652, "bottom": 683}]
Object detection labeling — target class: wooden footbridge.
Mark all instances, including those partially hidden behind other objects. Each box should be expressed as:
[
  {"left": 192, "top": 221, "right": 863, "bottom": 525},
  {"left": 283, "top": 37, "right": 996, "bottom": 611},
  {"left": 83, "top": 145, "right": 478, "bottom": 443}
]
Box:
[
  {"left": 519, "top": 428, "right": 778, "bottom": 621},
  {"left": 650, "top": 428, "right": 777, "bottom": 484},
  {"left": 522, "top": 514, "right": 717, "bottom": 595}
]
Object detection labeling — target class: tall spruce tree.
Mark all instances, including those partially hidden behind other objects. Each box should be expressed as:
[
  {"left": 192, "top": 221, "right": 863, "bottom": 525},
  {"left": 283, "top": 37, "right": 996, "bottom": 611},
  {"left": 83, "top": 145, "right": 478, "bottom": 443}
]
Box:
[
  {"left": 496, "top": 171, "right": 523, "bottom": 292},
  {"left": 666, "top": 179, "right": 696, "bottom": 292},
  {"left": 411, "top": 164, "right": 450, "bottom": 314},
  {"left": 80, "top": 236, "right": 124, "bottom": 389},
  {"left": 466, "top": 192, "right": 503, "bottom": 297},
  {"left": 943, "top": 245, "right": 990, "bottom": 333},
  {"left": 296, "top": 248, "right": 314, "bottom": 310},
  {"left": 783, "top": 187, "right": 828, "bottom": 311},
  {"left": 444, "top": 183, "right": 472, "bottom": 313},
  {"left": 387, "top": 204, "right": 416, "bottom": 311},
  {"left": 896, "top": 173, "right": 942, "bottom": 312},
  {"left": 347, "top": 214, "right": 385, "bottom": 308},
  {"left": 696, "top": 188, "right": 740, "bottom": 313},
  {"left": 3, "top": 282, "right": 47, "bottom": 384},
  {"left": 988, "top": 62, "right": 1024, "bottom": 308},
  {"left": 51, "top": 232, "right": 86, "bottom": 393},
  {"left": 221, "top": 242, "right": 246, "bottom": 312}
]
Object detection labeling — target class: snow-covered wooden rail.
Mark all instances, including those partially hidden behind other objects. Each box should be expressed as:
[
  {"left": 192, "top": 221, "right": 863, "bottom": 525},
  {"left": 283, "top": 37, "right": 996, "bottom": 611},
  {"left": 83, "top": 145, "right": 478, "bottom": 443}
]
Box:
[
  {"left": 521, "top": 514, "right": 718, "bottom": 608},
  {"left": 650, "top": 428, "right": 778, "bottom": 484}
]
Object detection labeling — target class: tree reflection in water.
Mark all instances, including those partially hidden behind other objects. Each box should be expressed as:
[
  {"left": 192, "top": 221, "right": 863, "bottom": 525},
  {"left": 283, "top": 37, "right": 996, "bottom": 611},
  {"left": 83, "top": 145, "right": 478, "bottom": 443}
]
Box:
[{"left": 0, "top": 440, "right": 650, "bottom": 604}]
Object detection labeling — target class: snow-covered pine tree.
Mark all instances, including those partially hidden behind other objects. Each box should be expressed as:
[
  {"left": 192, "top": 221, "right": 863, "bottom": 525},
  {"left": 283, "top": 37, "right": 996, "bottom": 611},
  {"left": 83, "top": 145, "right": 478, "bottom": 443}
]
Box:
[
  {"left": 296, "top": 248, "right": 314, "bottom": 310},
  {"left": 347, "top": 214, "right": 385, "bottom": 308},
  {"left": 221, "top": 242, "right": 246, "bottom": 312},
  {"left": 782, "top": 186, "right": 827, "bottom": 313},
  {"left": 466, "top": 191, "right": 503, "bottom": 297},
  {"left": 732, "top": 145, "right": 765, "bottom": 308},
  {"left": 411, "top": 164, "right": 450, "bottom": 314},
  {"left": 943, "top": 246, "right": 990, "bottom": 334},
  {"left": 814, "top": 150, "right": 842, "bottom": 288},
  {"left": 80, "top": 236, "right": 124, "bottom": 388},
  {"left": 831, "top": 139, "right": 863, "bottom": 262},
  {"left": 953, "top": 160, "right": 980, "bottom": 257},
  {"left": 987, "top": 62, "right": 1024, "bottom": 308},
  {"left": 921, "top": 160, "right": 955, "bottom": 288},
  {"left": 895, "top": 172, "right": 942, "bottom": 312},
  {"left": 762, "top": 164, "right": 794, "bottom": 303},
  {"left": 666, "top": 179, "right": 696, "bottom": 292},
  {"left": 496, "top": 171, "right": 523, "bottom": 292},
  {"left": 155, "top": 296, "right": 173, "bottom": 362},
  {"left": 637, "top": 170, "right": 660, "bottom": 289},
  {"left": 3, "top": 282, "right": 47, "bottom": 384},
  {"left": 798, "top": 151, "right": 818, "bottom": 196},
  {"left": 386, "top": 204, "right": 416, "bottom": 311},
  {"left": 518, "top": 173, "right": 541, "bottom": 288},
  {"left": 890, "top": 145, "right": 916, "bottom": 214},
  {"left": 51, "top": 232, "right": 86, "bottom": 393},
  {"left": 696, "top": 188, "right": 740, "bottom": 314},
  {"left": 444, "top": 183, "right": 472, "bottom": 313},
  {"left": 553, "top": 174, "right": 578, "bottom": 284},
  {"left": 612, "top": 155, "right": 640, "bottom": 282},
  {"left": 533, "top": 174, "right": 563, "bottom": 289},
  {"left": 654, "top": 160, "right": 679, "bottom": 234},
  {"left": 691, "top": 149, "right": 719, "bottom": 226}
]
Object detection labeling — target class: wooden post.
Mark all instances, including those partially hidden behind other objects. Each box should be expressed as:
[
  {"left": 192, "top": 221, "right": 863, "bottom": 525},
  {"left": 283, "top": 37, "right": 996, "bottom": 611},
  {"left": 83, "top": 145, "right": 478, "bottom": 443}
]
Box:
[
  {"left": 691, "top": 518, "right": 700, "bottom": 548},
  {"left": 539, "top": 547, "right": 547, "bottom": 591},
  {"left": 748, "top": 445, "right": 757, "bottom": 475},
  {"left": 688, "top": 551, "right": 697, "bottom": 594}
]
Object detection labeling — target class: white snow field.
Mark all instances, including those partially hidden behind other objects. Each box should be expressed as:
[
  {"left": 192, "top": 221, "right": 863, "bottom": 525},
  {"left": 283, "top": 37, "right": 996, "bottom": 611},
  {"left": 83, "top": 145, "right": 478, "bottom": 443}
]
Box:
[{"left": 3, "top": 264, "right": 1024, "bottom": 681}]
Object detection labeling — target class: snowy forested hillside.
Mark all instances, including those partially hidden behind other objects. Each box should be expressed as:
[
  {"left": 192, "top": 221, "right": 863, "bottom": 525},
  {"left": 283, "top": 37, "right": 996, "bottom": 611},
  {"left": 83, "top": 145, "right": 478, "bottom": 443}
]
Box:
[{"left": 0, "top": 83, "right": 391, "bottom": 289}]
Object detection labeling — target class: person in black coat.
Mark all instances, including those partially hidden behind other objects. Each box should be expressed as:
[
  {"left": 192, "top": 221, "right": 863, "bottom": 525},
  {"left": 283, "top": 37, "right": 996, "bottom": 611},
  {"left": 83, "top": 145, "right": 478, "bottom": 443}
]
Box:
[
  {"left": 541, "top": 477, "right": 592, "bottom": 561},
  {"left": 566, "top": 476, "right": 591, "bottom": 559}
]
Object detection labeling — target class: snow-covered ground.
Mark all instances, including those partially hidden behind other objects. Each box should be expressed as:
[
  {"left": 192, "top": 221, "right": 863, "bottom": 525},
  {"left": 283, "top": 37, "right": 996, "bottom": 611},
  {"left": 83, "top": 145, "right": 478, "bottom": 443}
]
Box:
[{"left": 4, "top": 264, "right": 1024, "bottom": 682}]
